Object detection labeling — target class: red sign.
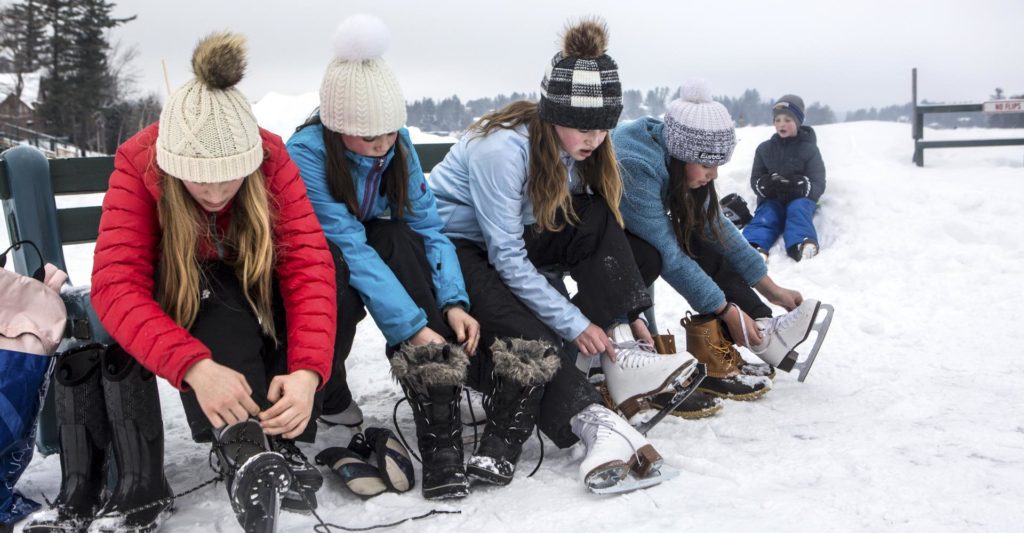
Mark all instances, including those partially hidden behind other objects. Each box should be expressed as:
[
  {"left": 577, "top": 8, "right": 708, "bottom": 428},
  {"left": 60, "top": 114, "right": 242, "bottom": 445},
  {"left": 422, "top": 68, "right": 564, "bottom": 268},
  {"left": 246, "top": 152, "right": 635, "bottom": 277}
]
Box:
[{"left": 983, "top": 100, "right": 1024, "bottom": 113}]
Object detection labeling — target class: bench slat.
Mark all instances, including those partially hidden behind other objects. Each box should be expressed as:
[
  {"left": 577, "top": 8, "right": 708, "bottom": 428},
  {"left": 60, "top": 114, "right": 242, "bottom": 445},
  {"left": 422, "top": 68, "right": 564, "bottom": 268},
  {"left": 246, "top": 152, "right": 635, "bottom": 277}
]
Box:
[
  {"left": 49, "top": 157, "right": 114, "bottom": 195},
  {"left": 57, "top": 206, "right": 103, "bottom": 245}
]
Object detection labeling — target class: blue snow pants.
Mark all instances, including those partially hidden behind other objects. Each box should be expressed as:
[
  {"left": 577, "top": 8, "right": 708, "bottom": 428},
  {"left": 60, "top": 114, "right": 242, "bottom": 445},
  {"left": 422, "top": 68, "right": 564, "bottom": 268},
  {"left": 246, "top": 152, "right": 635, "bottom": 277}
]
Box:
[{"left": 743, "top": 197, "right": 818, "bottom": 257}]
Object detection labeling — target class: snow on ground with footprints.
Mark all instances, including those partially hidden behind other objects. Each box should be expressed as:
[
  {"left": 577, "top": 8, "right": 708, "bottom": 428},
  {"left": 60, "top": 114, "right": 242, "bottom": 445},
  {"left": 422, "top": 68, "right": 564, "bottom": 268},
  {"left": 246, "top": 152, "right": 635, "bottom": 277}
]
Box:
[{"left": 5, "top": 96, "right": 1024, "bottom": 532}]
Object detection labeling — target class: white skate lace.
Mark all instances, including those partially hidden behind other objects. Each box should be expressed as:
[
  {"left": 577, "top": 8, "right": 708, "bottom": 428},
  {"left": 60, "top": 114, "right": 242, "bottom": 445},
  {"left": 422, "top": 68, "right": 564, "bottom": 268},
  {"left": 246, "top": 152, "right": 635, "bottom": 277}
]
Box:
[
  {"left": 610, "top": 340, "right": 662, "bottom": 369},
  {"left": 576, "top": 407, "right": 642, "bottom": 463},
  {"left": 756, "top": 306, "right": 805, "bottom": 350}
]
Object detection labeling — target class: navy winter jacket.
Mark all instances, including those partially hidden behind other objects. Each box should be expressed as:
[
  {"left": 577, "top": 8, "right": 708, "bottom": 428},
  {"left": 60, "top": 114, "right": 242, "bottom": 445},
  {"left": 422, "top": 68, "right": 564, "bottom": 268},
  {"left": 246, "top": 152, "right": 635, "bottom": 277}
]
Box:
[{"left": 750, "top": 125, "right": 826, "bottom": 203}]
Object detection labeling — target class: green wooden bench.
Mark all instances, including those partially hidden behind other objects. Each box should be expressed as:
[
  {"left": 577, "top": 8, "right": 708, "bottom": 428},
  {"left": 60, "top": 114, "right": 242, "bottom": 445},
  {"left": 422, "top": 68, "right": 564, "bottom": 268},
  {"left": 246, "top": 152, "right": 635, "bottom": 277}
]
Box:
[{"left": 0, "top": 140, "right": 454, "bottom": 455}]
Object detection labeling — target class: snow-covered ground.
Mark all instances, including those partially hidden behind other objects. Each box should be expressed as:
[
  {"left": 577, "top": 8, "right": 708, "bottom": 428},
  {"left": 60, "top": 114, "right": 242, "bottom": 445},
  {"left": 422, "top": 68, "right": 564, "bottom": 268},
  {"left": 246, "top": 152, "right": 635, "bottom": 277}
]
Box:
[{"left": 5, "top": 117, "right": 1024, "bottom": 532}]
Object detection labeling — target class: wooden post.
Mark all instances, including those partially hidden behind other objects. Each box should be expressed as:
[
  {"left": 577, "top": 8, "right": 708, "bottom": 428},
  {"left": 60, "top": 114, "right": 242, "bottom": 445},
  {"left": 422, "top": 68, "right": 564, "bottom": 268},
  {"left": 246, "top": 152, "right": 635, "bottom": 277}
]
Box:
[{"left": 912, "top": 68, "right": 923, "bottom": 166}]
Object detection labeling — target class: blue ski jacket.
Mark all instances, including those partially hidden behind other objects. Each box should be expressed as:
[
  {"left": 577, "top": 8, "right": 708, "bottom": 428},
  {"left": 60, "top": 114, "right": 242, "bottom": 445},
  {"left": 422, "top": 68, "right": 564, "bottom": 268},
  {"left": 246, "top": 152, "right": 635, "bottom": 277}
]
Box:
[
  {"left": 287, "top": 124, "right": 469, "bottom": 346},
  {"left": 429, "top": 126, "right": 591, "bottom": 342},
  {"left": 612, "top": 117, "right": 768, "bottom": 314}
]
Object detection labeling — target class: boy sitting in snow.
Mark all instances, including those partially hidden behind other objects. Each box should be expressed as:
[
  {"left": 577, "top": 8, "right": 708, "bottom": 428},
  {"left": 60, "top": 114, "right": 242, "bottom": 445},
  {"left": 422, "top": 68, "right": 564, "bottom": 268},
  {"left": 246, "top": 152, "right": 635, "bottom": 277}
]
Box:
[{"left": 743, "top": 94, "right": 826, "bottom": 261}]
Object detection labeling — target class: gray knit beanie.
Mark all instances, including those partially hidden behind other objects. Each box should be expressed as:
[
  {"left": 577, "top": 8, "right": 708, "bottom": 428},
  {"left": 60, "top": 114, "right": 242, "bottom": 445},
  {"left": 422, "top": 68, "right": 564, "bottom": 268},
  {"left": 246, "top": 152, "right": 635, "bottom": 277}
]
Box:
[
  {"left": 663, "top": 79, "right": 736, "bottom": 166},
  {"left": 539, "top": 18, "right": 622, "bottom": 130},
  {"left": 772, "top": 94, "right": 805, "bottom": 125},
  {"left": 157, "top": 33, "right": 263, "bottom": 183}
]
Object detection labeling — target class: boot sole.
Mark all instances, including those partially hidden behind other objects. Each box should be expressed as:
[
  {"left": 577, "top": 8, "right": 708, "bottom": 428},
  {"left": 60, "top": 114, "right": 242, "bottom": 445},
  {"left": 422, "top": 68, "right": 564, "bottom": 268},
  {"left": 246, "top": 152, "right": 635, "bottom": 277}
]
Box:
[
  {"left": 650, "top": 396, "right": 724, "bottom": 419},
  {"left": 698, "top": 385, "right": 771, "bottom": 401},
  {"left": 466, "top": 466, "right": 513, "bottom": 486},
  {"left": 231, "top": 452, "right": 292, "bottom": 531},
  {"left": 88, "top": 505, "right": 174, "bottom": 533},
  {"left": 422, "top": 482, "right": 470, "bottom": 500}
]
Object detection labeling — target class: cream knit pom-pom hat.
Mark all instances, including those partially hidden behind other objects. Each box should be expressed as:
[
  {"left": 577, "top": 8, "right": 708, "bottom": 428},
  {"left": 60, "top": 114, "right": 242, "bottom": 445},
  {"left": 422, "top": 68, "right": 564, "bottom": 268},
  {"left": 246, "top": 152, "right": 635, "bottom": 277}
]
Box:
[
  {"left": 319, "top": 14, "right": 406, "bottom": 136},
  {"left": 157, "top": 32, "right": 262, "bottom": 183}
]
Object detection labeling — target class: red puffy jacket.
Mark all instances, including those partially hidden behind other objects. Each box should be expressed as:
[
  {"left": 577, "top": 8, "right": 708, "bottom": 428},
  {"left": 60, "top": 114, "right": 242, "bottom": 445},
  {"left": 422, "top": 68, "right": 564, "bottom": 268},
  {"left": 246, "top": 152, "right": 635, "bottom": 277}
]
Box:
[{"left": 92, "top": 123, "right": 336, "bottom": 390}]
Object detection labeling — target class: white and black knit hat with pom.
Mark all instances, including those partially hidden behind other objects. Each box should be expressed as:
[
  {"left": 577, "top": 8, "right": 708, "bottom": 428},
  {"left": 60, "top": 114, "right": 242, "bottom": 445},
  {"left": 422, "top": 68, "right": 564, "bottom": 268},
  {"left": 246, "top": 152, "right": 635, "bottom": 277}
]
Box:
[
  {"left": 663, "top": 79, "right": 736, "bottom": 166},
  {"left": 539, "top": 17, "right": 622, "bottom": 130},
  {"left": 320, "top": 14, "right": 406, "bottom": 136},
  {"left": 157, "top": 32, "right": 262, "bottom": 183}
]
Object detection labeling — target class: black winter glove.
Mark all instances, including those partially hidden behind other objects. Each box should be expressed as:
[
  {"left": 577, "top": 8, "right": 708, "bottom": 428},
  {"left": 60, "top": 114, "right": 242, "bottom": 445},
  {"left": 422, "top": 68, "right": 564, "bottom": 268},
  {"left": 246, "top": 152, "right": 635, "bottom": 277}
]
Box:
[
  {"left": 787, "top": 175, "right": 812, "bottom": 199},
  {"left": 754, "top": 174, "right": 778, "bottom": 199}
]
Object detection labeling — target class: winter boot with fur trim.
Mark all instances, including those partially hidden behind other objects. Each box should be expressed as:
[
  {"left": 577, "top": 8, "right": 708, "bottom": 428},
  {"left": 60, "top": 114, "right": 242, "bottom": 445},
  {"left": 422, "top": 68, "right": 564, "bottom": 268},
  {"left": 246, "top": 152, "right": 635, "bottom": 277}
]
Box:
[
  {"left": 214, "top": 419, "right": 292, "bottom": 533},
  {"left": 466, "top": 339, "right": 560, "bottom": 486},
  {"left": 24, "top": 346, "right": 110, "bottom": 533},
  {"left": 391, "top": 343, "right": 470, "bottom": 500},
  {"left": 682, "top": 313, "right": 772, "bottom": 400},
  {"left": 570, "top": 404, "right": 674, "bottom": 495},
  {"left": 601, "top": 324, "right": 704, "bottom": 433},
  {"left": 88, "top": 348, "right": 173, "bottom": 533}
]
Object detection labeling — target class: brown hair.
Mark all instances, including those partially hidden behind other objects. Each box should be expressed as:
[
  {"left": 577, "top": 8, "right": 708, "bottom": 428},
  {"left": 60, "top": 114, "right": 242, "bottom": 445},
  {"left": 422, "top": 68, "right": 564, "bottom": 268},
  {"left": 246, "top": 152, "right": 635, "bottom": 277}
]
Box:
[
  {"left": 666, "top": 157, "right": 724, "bottom": 256},
  {"left": 296, "top": 114, "right": 410, "bottom": 219},
  {"left": 156, "top": 167, "right": 276, "bottom": 338},
  {"left": 469, "top": 101, "right": 623, "bottom": 232}
]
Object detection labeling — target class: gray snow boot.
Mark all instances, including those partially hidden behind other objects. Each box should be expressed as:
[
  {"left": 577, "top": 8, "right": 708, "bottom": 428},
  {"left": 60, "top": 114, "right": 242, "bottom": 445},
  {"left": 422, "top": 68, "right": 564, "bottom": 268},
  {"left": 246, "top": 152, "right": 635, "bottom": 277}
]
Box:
[
  {"left": 24, "top": 346, "right": 110, "bottom": 533},
  {"left": 88, "top": 347, "right": 173, "bottom": 533},
  {"left": 391, "top": 343, "right": 469, "bottom": 500},
  {"left": 466, "top": 339, "right": 560, "bottom": 486}
]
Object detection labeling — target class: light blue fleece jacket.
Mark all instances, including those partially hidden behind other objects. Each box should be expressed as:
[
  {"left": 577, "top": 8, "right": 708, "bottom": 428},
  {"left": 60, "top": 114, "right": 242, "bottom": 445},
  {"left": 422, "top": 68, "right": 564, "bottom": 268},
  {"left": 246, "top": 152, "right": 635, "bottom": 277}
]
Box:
[
  {"left": 429, "top": 126, "right": 590, "bottom": 342},
  {"left": 612, "top": 117, "right": 768, "bottom": 314},
  {"left": 287, "top": 124, "right": 469, "bottom": 346}
]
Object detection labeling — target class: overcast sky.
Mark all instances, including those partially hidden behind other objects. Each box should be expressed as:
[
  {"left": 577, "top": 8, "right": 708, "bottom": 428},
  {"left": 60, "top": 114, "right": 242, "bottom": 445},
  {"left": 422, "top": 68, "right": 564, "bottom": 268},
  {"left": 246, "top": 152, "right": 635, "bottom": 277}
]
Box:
[{"left": 109, "top": 0, "right": 1024, "bottom": 115}]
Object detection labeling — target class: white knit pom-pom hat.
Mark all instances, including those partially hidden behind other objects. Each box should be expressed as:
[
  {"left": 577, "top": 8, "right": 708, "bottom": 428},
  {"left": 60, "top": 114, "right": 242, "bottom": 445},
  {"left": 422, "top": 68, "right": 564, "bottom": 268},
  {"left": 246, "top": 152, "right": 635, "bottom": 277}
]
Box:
[
  {"left": 319, "top": 14, "right": 406, "bottom": 136},
  {"left": 663, "top": 78, "right": 736, "bottom": 166}
]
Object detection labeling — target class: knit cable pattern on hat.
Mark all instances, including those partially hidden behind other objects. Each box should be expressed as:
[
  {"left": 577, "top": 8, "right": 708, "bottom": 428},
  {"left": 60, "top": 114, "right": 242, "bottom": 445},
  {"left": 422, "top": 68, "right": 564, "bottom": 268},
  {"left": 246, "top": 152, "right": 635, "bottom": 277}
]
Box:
[{"left": 156, "top": 32, "right": 262, "bottom": 183}]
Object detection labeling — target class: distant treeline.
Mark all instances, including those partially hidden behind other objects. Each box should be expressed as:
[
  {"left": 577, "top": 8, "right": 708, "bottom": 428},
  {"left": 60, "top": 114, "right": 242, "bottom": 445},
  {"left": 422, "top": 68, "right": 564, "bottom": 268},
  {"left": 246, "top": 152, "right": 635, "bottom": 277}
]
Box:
[{"left": 406, "top": 88, "right": 1024, "bottom": 134}]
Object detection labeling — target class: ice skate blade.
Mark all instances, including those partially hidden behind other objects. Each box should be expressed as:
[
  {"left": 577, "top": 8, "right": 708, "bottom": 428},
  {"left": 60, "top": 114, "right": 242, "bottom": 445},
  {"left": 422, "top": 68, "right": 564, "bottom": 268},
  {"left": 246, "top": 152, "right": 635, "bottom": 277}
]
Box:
[
  {"left": 634, "top": 363, "right": 707, "bottom": 435},
  {"left": 588, "top": 464, "right": 679, "bottom": 495},
  {"left": 584, "top": 460, "right": 630, "bottom": 493},
  {"left": 793, "top": 303, "right": 834, "bottom": 382}
]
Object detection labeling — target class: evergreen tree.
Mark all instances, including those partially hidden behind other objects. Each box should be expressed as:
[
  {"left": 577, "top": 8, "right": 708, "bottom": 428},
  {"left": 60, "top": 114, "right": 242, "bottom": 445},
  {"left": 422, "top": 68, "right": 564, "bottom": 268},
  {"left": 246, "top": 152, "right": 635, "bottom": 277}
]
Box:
[
  {"left": 35, "top": 0, "right": 135, "bottom": 152},
  {"left": 0, "top": 0, "right": 47, "bottom": 99}
]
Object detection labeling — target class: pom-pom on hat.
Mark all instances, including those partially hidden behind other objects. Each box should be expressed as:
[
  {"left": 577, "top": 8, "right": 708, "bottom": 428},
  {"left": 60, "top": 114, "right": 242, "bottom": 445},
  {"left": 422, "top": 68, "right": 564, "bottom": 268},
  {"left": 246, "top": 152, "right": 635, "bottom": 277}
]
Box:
[
  {"left": 772, "top": 94, "right": 805, "bottom": 125},
  {"left": 663, "top": 79, "right": 736, "bottom": 166},
  {"left": 539, "top": 17, "right": 623, "bottom": 130},
  {"left": 320, "top": 14, "right": 406, "bottom": 136},
  {"left": 157, "top": 32, "right": 263, "bottom": 184}
]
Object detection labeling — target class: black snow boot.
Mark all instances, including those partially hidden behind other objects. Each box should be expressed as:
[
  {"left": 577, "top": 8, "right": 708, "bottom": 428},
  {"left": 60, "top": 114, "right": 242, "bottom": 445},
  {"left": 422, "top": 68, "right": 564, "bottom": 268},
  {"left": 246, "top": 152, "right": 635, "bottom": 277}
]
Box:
[
  {"left": 466, "top": 339, "right": 559, "bottom": 486},
  {"left": 24, "top": 346, "right": 110, "bottom": 533},
  {"left": 214, "top": 419, "right": 293, "bottom": 533},
  {"left": 89, "top": 347, "right": 173, "bottom": 533},
  {"left": 391, "top": 343, "right": 469, "bottom": 500},
  {"left": 270, "top": 438, "right": 323, "bottom": 513}
]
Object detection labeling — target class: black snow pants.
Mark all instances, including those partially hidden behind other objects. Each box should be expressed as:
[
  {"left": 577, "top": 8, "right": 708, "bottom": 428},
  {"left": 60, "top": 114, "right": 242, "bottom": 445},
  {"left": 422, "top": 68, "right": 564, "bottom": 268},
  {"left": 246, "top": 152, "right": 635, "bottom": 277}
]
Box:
[{"left": 179, "top": 262, "right": 323, "bottom": 443}]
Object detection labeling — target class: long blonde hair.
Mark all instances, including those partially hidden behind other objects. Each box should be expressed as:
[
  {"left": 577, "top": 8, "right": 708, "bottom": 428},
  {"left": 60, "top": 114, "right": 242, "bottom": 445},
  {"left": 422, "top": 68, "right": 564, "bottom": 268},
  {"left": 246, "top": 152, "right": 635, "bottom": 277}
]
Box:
[
  {"left": 156, "top": 167, "right": 277, "bottom": 338},
  {"left": 469, "top": 100, "right": 624, "bottom": 232}
]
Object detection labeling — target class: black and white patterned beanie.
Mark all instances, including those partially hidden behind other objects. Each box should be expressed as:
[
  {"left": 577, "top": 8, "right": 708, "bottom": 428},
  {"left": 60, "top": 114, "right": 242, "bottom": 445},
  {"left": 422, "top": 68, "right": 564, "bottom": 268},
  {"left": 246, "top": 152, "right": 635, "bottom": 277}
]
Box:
[
  {"left": 664, "top": 79, "right": 736, "bottom": 166},
  {"left": 539, "top": 18, "right": 622, "bottom": 130}
]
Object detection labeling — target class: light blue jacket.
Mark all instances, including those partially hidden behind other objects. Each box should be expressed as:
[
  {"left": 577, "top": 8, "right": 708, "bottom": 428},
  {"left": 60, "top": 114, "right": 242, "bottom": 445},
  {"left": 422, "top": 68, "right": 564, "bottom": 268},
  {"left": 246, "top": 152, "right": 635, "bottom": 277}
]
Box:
[
  {"left": 612, "top": 117, "right": 767, "bottom": 314},
  {"left": 287, "top": 124, "right": 469, "bottom": 345},
  {"left": 429, "top": 126, "right": 590, "bottom": 342}
]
